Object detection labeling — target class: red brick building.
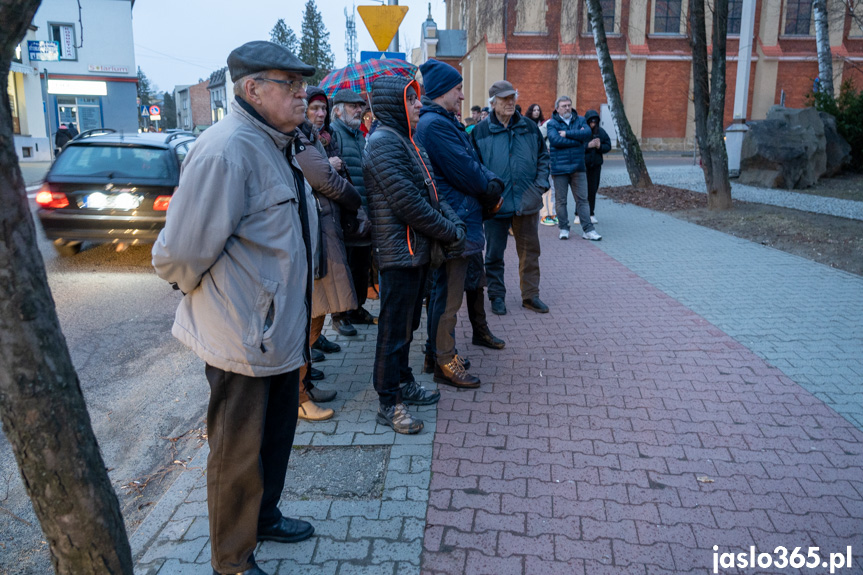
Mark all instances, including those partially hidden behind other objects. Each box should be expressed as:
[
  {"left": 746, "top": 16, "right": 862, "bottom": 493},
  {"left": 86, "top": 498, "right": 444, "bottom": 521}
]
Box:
[
  {"left": 174, "top": 80, "right": 211, "bottom": 133},
  {"left": 415, "top": 0, "right": 863, "bottom": 149}
]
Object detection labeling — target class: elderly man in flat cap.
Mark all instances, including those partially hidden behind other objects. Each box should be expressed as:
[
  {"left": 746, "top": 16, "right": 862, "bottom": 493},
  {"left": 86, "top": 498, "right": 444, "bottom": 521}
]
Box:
[{"left": 153, "top": 41, "right": 317, "bottom": 575}]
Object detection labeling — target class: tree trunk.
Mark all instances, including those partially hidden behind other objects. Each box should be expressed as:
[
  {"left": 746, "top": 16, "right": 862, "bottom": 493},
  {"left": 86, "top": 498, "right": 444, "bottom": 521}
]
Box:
[
  {"left": 690, "top": 0, "right": 733, "bottom": 209},
  {"left": 0, "top": 1, "right": 134, "bottom": 573},
  {"left": 585, "top": 0, "right": 653, "bottom": 188},
  {"left": 813, "top": 0, "right": 834, "bottom": 96}
]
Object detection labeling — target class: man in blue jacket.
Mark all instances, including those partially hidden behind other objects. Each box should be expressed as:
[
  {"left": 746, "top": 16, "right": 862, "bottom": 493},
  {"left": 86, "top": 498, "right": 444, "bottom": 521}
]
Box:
[
  {"left": 415, "top": 59, "right": 505, "bottom": 389},
  {"left": 546, "top": 96, "right": 602, "bottom": 241}
]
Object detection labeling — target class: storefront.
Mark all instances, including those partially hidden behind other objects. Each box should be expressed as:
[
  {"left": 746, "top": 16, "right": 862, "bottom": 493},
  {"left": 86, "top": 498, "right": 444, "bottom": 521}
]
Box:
[{"left": 9, "top": 42, "right": 50, "bottom": 162}]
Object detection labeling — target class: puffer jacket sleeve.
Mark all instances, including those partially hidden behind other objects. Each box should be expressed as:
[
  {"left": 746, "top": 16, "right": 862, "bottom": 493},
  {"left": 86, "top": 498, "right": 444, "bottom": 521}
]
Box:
[
  {"left": 152, "top": 154, "right": 246, "bottom": 294},
  {"left": 599, "top": 127, "right": 612, "bottom": 154},
  {"left": 421, "top": 117, "right": 490, "bottom": 200},
  {"left": 532, "top": 123, "right": 551, "bottom": 191},
  {"left": 295, "top": 131, "right": 362, "bottom": 211},
  {"left": 364, "top": 132, "right": 458, "bottom": 244}
]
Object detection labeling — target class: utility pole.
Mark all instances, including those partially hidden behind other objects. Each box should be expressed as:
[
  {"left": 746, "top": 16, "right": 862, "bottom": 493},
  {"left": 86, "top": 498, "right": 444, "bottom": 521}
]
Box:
[
  {"left": 387, "top": 0, "right": 399, "bottom": 52},
  {"left": 345, "top": 5, "right": 358, "bottom": 64},
  {"left": 725, "top": 0, "right": 757, "bottom": 177}
]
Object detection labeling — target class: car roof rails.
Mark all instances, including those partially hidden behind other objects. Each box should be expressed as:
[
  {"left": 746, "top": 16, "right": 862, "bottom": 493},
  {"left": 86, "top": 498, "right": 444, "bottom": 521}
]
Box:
[
  {"left": 72, "top": 128, "right": 117, "bottom": 141},
  {"left": 165, "top": 131, "right": 195, "bottom": 144}
]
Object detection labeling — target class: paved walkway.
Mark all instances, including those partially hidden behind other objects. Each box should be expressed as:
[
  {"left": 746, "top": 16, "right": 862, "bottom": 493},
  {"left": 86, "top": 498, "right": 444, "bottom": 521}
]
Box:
[{"left": 132, "top": 195, "right": 863, "bottom": 575}]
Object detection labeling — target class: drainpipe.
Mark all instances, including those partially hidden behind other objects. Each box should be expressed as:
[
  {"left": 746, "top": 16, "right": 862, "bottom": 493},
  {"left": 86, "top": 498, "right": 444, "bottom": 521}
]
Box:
[{"left": 503, "top": 0, "right": 508, "bottom": 79}]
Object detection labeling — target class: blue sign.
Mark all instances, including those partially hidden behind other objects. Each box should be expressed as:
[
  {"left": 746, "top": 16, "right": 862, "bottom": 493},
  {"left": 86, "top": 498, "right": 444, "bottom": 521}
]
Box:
[
  {"left": 141, "top": 106, "right": 150, "bottom": 117},
  {"left": 28, "top": 40, "right": 59, "bottom": 62},
  {"left": 360, "top": 51, "right": 407, "bottom": 61}
]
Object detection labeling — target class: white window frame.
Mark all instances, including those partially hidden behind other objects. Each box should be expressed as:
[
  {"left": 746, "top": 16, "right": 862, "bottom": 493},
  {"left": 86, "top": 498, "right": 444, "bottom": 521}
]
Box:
[
  {"left": 650, "top": 0, "right": 689, "bottom": 36},
  {"left": 582, "top": 0, "right": 623, "bottom": 35},
  {"left": 780, "top": 0, "right": 816, "bottom": 36},
  {"left": 48, "top": 22, "right": 77, "bottom": 61}
]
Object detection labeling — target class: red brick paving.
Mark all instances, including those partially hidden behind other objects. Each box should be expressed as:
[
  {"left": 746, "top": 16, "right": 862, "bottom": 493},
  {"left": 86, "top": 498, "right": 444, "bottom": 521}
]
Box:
[{"left": 422, "top": 238, "right": 863, "bottom": 574}]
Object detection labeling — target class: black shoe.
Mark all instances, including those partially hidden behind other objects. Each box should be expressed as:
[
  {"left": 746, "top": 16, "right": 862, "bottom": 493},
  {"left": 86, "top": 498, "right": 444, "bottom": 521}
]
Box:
[
  {"left": 400, "top": 380, "right": 441, "bottom": 405},
  {"left": 422, "top": 352, "right": 435, "bottom": 374},
  {"left": 213, "top": 558, "right": 269, "bottom": 575},
  {"left": 311, "top": 348, "right": 325, "bottom": 363},
  {"left": 306, "top": 386, "right": 337, "bottom": 403},
  {"left": 522, "top": 296, "right": 549, "bottom": 314},
  {"left": 433, "top": 356, "right": 481, "bottom": 388},
  {"left": 257, "top": 516, "right": 314, "bottom": 543},
  {"left": 351, "top": 307, "right": 378, "bottom": 325},
  {"left": 472, "top": 329, "right": 506, "bottom": 350},
  {"left": 491, "top": 297, "right": 507, "bottom": 316},
  {"left": 310, "top": 367, "right": 324, "bottom": 381},
  {"left": 312, "top": 334, "right": 341, "bottom": 354},
  {"left": 333, "top": 317, "right": 357, "bottom": 337}
]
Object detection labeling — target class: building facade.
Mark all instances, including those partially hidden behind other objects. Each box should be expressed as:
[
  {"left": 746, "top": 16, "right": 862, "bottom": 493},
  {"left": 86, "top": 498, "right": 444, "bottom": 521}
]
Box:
[
  {"left": 207, "top": 67, "right": 233, "bottom": 125},
  {"left": 9, "top": 0, "right": 138, "bottom": 161},
  {"left": 421, "top": 0, "right": 863, "bottom": 149},
  {"left": 174, "top": 80, "right": 212, "bottom": 132}
]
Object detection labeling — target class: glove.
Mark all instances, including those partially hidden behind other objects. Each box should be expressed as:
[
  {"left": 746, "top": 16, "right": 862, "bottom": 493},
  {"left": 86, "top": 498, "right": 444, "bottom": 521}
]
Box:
[{"left": 443, "top": 222, "right": 466, "bottom": 259}]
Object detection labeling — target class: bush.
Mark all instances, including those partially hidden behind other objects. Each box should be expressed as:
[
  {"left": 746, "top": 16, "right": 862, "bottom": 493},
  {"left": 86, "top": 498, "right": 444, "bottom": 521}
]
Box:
[{"left": 808, "top": 79, "right": 863, "bottom": 171}]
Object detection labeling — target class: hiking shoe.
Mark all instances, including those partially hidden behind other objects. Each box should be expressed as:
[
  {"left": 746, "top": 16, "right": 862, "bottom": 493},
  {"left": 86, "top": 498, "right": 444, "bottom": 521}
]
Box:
[
  {"left": 310, "top": 367, "right": 325, "bottom": 380},
  {"left": 312, "top": 334, "right": 341, "bottom": 354},
  {"left": 472, "top": 329, "right": 506, "bottom": 349},
  {"left": 590, "top": 215, "right": 598, "bottom": 224},
  {"left": 582, "top": 230, "right": 602, "bottom": 241},
  {"left": 455, "top": 354, "right": 471, "bottom": 370},
  {"left": 559, "top": 229, "right": 570, "bottom": 240},
  {"left": 434, "top": 357, "right": 481, "bottom": 388},
  {"left": 351, "top": 307, "right": 378, "bottom": 325},
  {"left": 311, "top": 348, "right": 325, "bottom": 363},
  {"left": 522, "top": 296, "right": 550, "bottom": 314},
  {"left": 306, "top": 386, "right": 336, "bottom": 403},
  {"left": 377, "top": 403, "right": 424, "bottom": 434},
  {"left": 298, "top": 400, "right": 334, "bottom": 421},
  {"left": 400, "top": 380, "right": 440, "bottom": 405},
  {"left": 333, "top": 316, "right": 357, "bottom": 336},
  {"left": 540, "top": 216, "right": 556, "bottom": 226},
  {"left": 491, "top": 297, "right": 507, "bottom": 316}
]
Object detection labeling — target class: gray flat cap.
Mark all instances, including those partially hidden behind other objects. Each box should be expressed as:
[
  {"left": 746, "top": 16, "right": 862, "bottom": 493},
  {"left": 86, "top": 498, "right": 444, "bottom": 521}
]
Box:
[
  {"left": 333, "top": 89, "right": 366, "bottom": 105},
  {"left": 227, "top": 41, "right": 315, "bottom": 81}
]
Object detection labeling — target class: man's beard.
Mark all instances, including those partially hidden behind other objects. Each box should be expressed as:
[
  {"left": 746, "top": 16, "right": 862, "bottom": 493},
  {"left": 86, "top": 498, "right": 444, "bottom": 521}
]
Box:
[{"left": 345, "top": 115, "right": 362, "bottom": 130}]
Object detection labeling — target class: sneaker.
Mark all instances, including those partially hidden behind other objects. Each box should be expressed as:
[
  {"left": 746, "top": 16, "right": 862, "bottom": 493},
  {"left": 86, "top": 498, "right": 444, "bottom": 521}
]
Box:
[
  {"left": 574, "top": 216, "right": 580, "bottom": 224},
  {"left": 400, "top": 380, "right": 441, "bottom": 405},
  {"left": 582, "top": 230, "right": 602, "bottom": 241},
  {"left": 298, "top": 400, "right": 334, "bottom": 421},
  {"left": 433, "top": 357, "right": 481, "bottom": 388},
  {"left": 559, "top": 229, "right": 570, "bottom": 240},
  {"left": 333, "top": 316, "right": 357, "bottom": 337},
  {"left": 552, "top": 216, "right": 559, "bottom": 225},
  {"left": 312, "top": 334, "right": 341, "bottom": 354},
  {"left": 490, "top": 297, "right": 507, "bottom": 316},
  {"left": 508, "top": 227, "right": 514, "bottom": 236},
  {"left": 377, "top": 403, "right": 424, "bottom": 434},
  {"left": 540, "top": 216, "right": 556, "bottom": 226},
  {"left": 590, "top": 215, "right": 598, "bottom": 224}
]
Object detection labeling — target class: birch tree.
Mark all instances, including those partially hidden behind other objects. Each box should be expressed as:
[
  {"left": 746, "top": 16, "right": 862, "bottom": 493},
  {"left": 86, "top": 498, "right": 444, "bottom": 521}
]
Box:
[
  {"left": 813, "top": 0, "right": 834, "bottom": 96},
  {"left": 0, "top": 0, "right": 134, "bottom": 572},
  {"left": 690, "top": 0, "right": 733, "bottom": 209},
  {"left": 585, "top": 0, "right": 652, "bottom": 187}
]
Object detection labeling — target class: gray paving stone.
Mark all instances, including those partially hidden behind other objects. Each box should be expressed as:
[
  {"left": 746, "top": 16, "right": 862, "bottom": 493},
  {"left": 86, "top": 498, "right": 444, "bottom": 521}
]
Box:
[
  {"left": 172, "top": 501, "right": 208, "bottom": 521},
  {"left": 140, "top": 537, "right": 208, "bottom": 564},
  {"left": 154, "top": 559, "right": 212, "bottom": 574},
  {"left": 273, "top": 559, "right": 339, "bottom": 575},
  {"left": 371, "top": 539, "right": 422, "bottom": 565},
  {"left": 158, "top": 517, "right": 194, "bottom": 541},
  {"left": 315, "top": 538, "right": 371, "bottom": 562},
  {"left": 337, "top": 562, "right": 396, "bottom": 575},
  {"left": 255, "top": 536, "right": 317, "bottom": 561},
  {"left": 286, "top": 500, "right": 332, "bottom": 519},
  {"left": 349, "top": 517, "right": 404, "bottom": 540},
  {"left": 183, "top": 517, "right": 209, "bottom": 541},
  {"left": 385, "top": 471, "right": 430, "bottom": 490},
  {"left": 329, "top": 500, "right": 382, "bottom": 520},
  {"left": 380, "top": 501, "right": 427, "bottom": 520},
  {"left": 401, "top": 518, "right": 425, "bottom": 541}
]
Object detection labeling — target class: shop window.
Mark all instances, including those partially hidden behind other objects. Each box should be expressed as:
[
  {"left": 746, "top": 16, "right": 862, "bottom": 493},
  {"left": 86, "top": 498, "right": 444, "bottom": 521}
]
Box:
[
  {"left": 49, "top": 23, "right": 77, "bottom": 60},
  {"left": 8, "top": 73, "right": 20, "bottom": 134},
  {"left": 583, "top": 0, "right": 621, "bottom": 34},
  {"left": 728, "top": 0, "right": 743, "bottom": 34},
  {"left": 783, "top": 0, "right": 813, "bottom": 35},
  {"left": 652, "top": 0, "right": 687, "bottom": 34}
]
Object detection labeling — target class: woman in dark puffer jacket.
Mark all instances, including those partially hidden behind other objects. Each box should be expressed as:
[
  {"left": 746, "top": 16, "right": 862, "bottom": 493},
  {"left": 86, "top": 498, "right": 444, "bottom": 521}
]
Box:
[{"left": 363, "top": 75, "right": 464, "bottom": 435}]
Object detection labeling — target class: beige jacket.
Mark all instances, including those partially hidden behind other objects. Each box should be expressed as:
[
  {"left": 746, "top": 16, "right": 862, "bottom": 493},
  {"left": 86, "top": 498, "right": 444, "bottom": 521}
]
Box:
[{"left": 152, "top": 100, "right": 317, "bottom": 377}]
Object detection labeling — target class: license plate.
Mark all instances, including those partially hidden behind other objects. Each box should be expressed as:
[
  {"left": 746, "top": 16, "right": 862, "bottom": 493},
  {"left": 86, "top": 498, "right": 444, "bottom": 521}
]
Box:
[{"left": 83, "top": 191, "right": 143, "bottom": 210}]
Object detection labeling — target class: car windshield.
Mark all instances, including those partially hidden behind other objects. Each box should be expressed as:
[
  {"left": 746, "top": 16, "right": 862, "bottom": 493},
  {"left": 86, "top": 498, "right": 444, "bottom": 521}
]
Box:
[{"left": 51, "top": 145, "right": 172, "bottom": 180}]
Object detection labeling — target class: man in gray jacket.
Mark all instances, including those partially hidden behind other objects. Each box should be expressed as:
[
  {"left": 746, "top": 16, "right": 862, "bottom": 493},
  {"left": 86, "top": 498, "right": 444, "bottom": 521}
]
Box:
[{"left": 152, "top": 42, "right": 317, "bottom": 575}]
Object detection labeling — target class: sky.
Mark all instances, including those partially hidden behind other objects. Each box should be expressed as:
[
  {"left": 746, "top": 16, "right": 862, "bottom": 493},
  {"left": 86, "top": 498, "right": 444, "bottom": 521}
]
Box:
[{"left": 132, "top": 0, "right": 447, "bottom": 93}]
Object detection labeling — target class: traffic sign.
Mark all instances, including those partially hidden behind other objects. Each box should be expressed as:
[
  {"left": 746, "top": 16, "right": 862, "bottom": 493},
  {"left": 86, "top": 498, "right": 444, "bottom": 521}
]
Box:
[
  {"left": 149, "top": 105, "right": 161, "bottom": 116},
  {"left": 357, "top": 5, "right": 409, "bottom": 51},
  {"left": 141, "top": 105, "right": 149, "bottom": 117},
  {"left": 360, "top": 51, "right": 407, "bottom": 61},
  {"left": 28, "top": 40, "right": 59, "bottom": 61}
]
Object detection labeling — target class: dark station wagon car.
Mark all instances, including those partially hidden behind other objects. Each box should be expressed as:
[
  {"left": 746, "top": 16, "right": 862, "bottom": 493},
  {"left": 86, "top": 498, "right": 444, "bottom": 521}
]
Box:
[{"left": 36, "top": 129, "right": 195, "bottom": 255}]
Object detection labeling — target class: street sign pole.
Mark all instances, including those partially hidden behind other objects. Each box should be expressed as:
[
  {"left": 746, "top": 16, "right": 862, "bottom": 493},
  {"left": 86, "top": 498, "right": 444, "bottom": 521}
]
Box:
[{"left": 387, "top": 0, "right": 399, "bottom": 53}]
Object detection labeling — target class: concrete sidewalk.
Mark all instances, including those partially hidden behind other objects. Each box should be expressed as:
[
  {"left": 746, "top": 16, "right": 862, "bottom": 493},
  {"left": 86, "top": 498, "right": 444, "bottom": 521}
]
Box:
[{"left": 132, "top": 196, "right": 863, "bottom": 575}]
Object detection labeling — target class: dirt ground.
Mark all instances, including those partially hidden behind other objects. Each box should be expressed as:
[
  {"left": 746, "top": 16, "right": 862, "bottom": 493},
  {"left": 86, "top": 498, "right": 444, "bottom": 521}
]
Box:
[{"left": 600, "top": 178, "right": 863, "bottom": 277}]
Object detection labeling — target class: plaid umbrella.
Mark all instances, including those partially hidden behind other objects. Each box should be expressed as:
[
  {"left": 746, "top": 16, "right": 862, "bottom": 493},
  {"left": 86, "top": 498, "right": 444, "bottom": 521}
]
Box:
[{"left": 318, "top": 58, "right": 418, "bottom": 99}]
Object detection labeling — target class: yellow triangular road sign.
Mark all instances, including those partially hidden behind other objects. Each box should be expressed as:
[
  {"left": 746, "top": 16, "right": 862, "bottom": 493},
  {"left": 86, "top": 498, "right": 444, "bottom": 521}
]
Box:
[{"left": 357, "top": 5, "right": 409, "bottom": 52}]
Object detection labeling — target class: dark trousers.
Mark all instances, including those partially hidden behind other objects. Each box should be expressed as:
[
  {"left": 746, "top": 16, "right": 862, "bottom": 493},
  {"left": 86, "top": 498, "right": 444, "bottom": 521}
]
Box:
[
  {"left": 466, "top": 287, "right": 489, "bottom": 334},
  {"left": 586, "top": 164, "right": 602, "bottom": 216},
  {"left": 374, "top": 266, "right": 428, "bottom": 407},
  {"left": 484, "top": 213, "right": 541, "bottom": 302},
  {"left": 554, "top": 171, "right": 595, "bottom": 232},
  {"left": 298, "top": 315, "right": 326, "bottom": 404},
  {"left": 426, "top": 256, "right": 469, "bottom": 365},
  {"left": 205, "top": 365, "right": 299, "bottom": 573}
]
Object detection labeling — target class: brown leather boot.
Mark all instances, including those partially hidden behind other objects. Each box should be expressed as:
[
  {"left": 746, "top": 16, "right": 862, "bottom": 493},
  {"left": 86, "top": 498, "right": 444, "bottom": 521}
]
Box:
[{"left": 433, "top": 356, "right": 481, "bottom": 388}]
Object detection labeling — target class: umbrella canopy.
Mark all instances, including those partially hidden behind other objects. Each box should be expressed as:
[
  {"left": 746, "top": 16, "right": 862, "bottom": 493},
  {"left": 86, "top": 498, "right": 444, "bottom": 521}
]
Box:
[{"left": 318, "top": 58, "right": 418, "bottom": 99}]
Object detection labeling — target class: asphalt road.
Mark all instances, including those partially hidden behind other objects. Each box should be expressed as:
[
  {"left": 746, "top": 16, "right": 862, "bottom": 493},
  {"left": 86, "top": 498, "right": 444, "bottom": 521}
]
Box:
[{"left": 0, "top": 203, "right": 208, "bottom": 574}]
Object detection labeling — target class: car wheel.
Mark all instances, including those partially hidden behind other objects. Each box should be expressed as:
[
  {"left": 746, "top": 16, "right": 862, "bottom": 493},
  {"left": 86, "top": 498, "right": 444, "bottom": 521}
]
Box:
[{"left": 53, "top": 239, "right": 82, "bottom": 257}]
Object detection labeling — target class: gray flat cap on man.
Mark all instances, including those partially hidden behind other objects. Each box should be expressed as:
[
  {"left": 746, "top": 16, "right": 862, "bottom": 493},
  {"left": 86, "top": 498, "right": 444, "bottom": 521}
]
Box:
[
  {"left": 333, "top": 89, "right": 366, "bottom": 105},
  {"left": 488, "top": 80, "right": 517, "bottom": 98},
  {"left": 228, "top": 40, "right": 315, "bottom": 80}
]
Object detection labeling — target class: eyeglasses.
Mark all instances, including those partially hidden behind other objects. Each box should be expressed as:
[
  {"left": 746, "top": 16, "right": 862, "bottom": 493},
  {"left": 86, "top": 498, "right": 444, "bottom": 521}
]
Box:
[{"left": 254, "top": 77, "right": 308, "bottom": 95}]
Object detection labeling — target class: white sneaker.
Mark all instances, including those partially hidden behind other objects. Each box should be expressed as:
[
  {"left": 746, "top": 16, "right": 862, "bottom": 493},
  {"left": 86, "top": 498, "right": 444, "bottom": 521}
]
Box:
[
  {"left": 582, "top": 230, "right": 602, "bottom": 241},
  {"left": 574, "top": 216, "right": 580, "bottom": 224},
  {"left": 590, "top": 215, "right": 598, "bottom": 224},
  {"left": 559, "top": 229, "right": 570, "bottom": 240}
]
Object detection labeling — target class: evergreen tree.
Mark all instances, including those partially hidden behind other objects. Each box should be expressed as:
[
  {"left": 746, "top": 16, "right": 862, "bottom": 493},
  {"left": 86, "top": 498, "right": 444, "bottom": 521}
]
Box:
[
  {"left": 161, "top": 91, "right": 177, "bottom": 130},
  {"left": 137, "top": 66, "right": 151, "bottom": 107},
  {"left": 298, "top": 0, "right": 335, "bottom": 85},
  {"left": 270, "top": 18, "right": 299, "bottom": 54}
]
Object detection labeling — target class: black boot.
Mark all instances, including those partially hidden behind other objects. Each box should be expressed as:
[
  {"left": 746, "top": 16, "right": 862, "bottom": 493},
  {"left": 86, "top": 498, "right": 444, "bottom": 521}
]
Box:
[{"left": 472, "top": 328, "right": 505, "bottom": 350}]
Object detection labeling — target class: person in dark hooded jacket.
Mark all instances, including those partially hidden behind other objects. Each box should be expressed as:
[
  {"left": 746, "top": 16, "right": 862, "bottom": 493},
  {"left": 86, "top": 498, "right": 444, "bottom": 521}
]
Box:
[
  {"left": 583, "top": 109, "right": 612, "bottom": 223},
  {"left": 415, "top": 59, "right": 505, "bottom": 390},
  {"left": 54, "top": 123, "right": 74, "bottom": 153},
  {"left": 363, "top": 75, "right": 465, "bottom": 434}
]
